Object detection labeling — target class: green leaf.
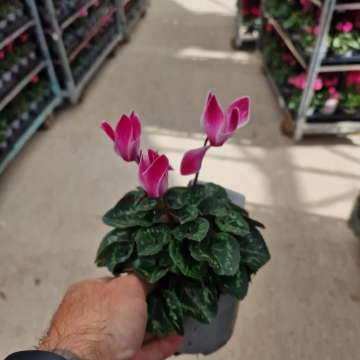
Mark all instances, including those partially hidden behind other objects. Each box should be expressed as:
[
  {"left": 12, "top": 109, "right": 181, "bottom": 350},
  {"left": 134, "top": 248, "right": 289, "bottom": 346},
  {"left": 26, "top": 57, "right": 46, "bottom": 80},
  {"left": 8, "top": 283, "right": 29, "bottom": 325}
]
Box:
[
  {"left": 102, "top": 202, "right": 136, "bottom": 228},
  {"left": 97, "top": 258, "right": 106, "bottom": 267},
  {"left": 170, "top": 239, "right": 208, "bottom": 278},
  {"left": 106, "top": 241, "right": 134, "bottom": 272},
  {"left": 226, "top": 202, "right": 249, "bottom": 217},
  {"left": 215, "top": 263, "right": 249, "bottom": 300},
  {"left": 96, "top": 228, "right": 137, "bottom": 261},
  {"left": 215, "top": 210, "right": 250, "bottom": 236},
  {"left": 332, "top": 37, "right": 341, "bottom": 48},
  {"left": 134, "top": 187, "right": 146, "bottom": 204},
  {"left": 170, "top": 276, "right": 218, "bottom": 324},
  {"left": 186, "top": 185, "right": 208, "bottom": 205},
  {"left": 204, "top": 183, "right": 229, "bottom": 202},
  {"left": 245, "top": 217, "right": 265, "bottom": 229},
  {"left": 161, "top": 290, "right": 184, "bottom": 336},
  {"left": 153, "top": 208, "right": 167, "bottom": 223},
  {"left": 146, "top": 294, "right": 175, "bottom": 337},
  {"left": 132, "top": 210, "right": 154, "bottom": 227},
  {"left": 136, "top": 224, "right": 172, "bottom": 256},
  {"left": 172, "top": 217, "right": 209, "bottom": 242},
  {"left": 237, "top": 226, "right": 270, "bottom": 272},
  {"left": 120, "top": 190, "right": 137, "bottom": 204},
  {"left": 197, "top": 197, "right": 227, "bottom": 216},
  {"left": 116, "top": 249, "right": 173, "bottom": 283},
  {"left": 136, "top": 197, "right": 158, "bottom": 211},
  {"left": 347, "top": 40, "right": 360, "bottom": 49},
  {"left": 166, "top": 187, "right": 188, "bottom": 209},
  {"left": 178, "top": 204, "right": 198, "bottom": 224},
  {"left": 190, "top": 232, "right": 240, "bottom": 275}
]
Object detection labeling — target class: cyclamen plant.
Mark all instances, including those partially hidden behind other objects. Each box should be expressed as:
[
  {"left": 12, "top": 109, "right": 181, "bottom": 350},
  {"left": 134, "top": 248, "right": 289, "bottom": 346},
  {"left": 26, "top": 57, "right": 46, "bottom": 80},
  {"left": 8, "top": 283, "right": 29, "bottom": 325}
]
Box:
[{"left": 97, "top": 93, "right": 270, "bottom": 337}]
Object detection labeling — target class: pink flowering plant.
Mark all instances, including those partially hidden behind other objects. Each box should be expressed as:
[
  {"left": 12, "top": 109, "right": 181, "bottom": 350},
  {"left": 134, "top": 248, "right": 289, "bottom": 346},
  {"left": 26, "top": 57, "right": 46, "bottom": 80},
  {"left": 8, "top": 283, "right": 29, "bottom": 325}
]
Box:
[
  {"left": 331, "top": 21, "right": 360, "bottom": 55},
  {"left": 97, "top": 94, "right": 270, "bottom": 337}
]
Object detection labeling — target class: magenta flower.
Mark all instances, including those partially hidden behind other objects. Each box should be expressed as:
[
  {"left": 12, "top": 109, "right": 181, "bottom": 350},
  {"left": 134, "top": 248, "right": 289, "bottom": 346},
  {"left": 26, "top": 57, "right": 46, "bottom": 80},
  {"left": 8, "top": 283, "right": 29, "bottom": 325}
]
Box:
[
  {"left": 265, "top": 22, "right": 273, "bottom": 32},
  {"left": 251, "top": 6, "right": 260, "bottom": 17},
  {"left": 343, "top": 22, "right": 353, "bottom": 33},
  {"left": 346, "top": 71, "right": 360, "bottom": 87},
  {"left": 282, "top": 53, "right": 296, "bottom": 66},
  {"left": 180, "top": 146, "right": 211, "bottom": 176},
  {"left": 322, "top": 73, "right": 339, "bottom": 87},
  {"left": 288, "top": 73, "right": 323, "bottom": 90},
  {"left": 314, "top": 25, "right": 319, "bottom": 35},
  {"left": 300, "top": 0, "right": 311, "bottom": 12},
  {"left": 201, "top": 93, "right": 249, "bottom": 147},
  {"left": 138, "top": 149, "right": 171, "bottom": 198},
  {"left": 329, "top": 87, "right": 340, "bottom": 100},
  {"left": 101, "top": 111, "right": 141, "bottom": 163}
]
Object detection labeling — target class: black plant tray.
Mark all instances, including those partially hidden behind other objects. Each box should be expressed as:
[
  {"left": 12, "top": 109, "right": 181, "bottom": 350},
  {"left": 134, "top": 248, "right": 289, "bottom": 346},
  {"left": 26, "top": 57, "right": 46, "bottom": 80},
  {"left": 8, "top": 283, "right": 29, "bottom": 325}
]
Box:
[
  {"left": 0, "top": 95, "right": 55, "bottom": 164},
  {"left": 307, "top": 108, "right": 360, "bottom": 123}
]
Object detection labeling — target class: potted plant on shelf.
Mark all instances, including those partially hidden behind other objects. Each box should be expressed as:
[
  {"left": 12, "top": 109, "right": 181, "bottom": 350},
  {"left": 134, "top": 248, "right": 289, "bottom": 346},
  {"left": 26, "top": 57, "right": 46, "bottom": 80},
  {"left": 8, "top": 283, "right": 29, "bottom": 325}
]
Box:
[
  {"left": 339, "top": 71, "right": 360, "bottom": 115},
  {"left": 331, "top": 22, "right": 360, "bottom": 57},
  {"left": 96, "top": 93, "right": 271, "bottom": 355}
]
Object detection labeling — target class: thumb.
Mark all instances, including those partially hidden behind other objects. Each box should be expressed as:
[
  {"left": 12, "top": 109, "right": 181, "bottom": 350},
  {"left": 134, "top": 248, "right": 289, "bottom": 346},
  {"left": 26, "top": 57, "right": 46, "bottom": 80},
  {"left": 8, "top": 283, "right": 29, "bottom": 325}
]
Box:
[{"left": 130, "top": 333, "right": 184, "bottom": 360}]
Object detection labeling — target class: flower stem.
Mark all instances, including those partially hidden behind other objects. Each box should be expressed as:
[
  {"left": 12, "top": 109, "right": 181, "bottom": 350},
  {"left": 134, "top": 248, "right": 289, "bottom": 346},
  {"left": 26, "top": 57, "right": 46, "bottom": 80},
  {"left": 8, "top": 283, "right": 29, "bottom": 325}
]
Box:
[
  {"left": 192, "top": 137, "right": 209, "bottom": 188},
  {"left": 163, "top": 193, "right": 175, "bottom": 229}
]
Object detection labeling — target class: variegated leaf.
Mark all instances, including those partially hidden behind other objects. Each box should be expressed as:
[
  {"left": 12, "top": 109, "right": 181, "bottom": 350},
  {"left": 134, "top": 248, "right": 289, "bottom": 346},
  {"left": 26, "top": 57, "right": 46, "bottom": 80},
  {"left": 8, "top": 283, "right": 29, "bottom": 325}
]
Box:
[
  {"left": 215, "top": 210, "right": 250, "bottom": 236},
  {"left": 136, "top": 224, "right": 171, "bottom": 256}
]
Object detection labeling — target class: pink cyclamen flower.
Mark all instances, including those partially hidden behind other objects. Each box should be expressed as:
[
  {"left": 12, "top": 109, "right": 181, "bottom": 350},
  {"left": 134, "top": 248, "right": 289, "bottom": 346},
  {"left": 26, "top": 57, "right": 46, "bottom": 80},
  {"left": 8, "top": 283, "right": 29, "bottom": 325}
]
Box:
[
  {"left": 301, "top": 0, "right": 311, "bottom": 12},
  {"left": 266, "top": 22, "right": 273, "bottom": 32},
  {"left": 138, "top": 150, "right": 171, "bottom": 198},
  {"left": 101, "top": 111, "right": 141, "bottom": 162},
  {"left": 0, "top": 50, "right": 4, "bottom": 59},
  {"left": 314, "top": 25, "right": 319, "bottom": 35},
  {"left": 343, "top": 22, "right": 353, "bottom": 33},
  {"left": 79, "top": 7, "right": 88, "bottom": 17},
  {"left": 31, "top": 75, "right": 39, "bottom": 83},
  {"left": 336, "top": 22, "right": 343, "bottom": 31},
  {"left": 251, "top": 6, "right": 260, "bottom": 17},
  {"left": 201, "top": 93, "right": 250, "bottom": 147},
  {"left": 180, "top": 146, "right": 211, "bottom": 176},
  {"left": 346, "top": 71, "right": 360, "bottom": 86},
  {"left": 282, "top": 53, "right": 296, "bottom": 66},
  {"left": 20, "top": 33, "right": 28, "bottom": 41},
  {"left": 288, "top": 73, "right": 323, "bottom": 90},
  {"left": 329, "top": 87, "right": 340, "bottom": 100},
  {"left": 322, "top": 73, "right": 339, "bottom": 87}
]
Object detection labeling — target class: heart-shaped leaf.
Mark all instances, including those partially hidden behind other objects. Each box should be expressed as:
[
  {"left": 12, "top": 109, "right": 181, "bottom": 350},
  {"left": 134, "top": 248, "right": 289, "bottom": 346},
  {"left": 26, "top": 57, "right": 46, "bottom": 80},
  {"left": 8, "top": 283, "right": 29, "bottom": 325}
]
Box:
[
  {"left": 170, "top": 276, "right": 218, "bottom": 324},
  {"left": 172, "top": 217, "right": 209, "bottom": 242},
  {"left": 178, "top": 204, "right": 198, "bottom": 224},
  {"left": 146, "top": 294, "right": 175, "bottom": 337},
  {"left": 186, "top": 185, "right": 208, "bottom": 205},
  {"left": 120, "top": 190, "right": 137, "bottom": 204},
  {"left": 136, "top": 197, "right": 158, "bottom": 211},
  {"left": 204, "top": 182, "right": 229, "bottom": 202},
  {"left": 190, "top": 232, "right": 240, "bottom": 275},
  {"left": 136, "top": 224, "right": 171, "bottom": 256},
  {"left": 106, "top": 241, "right": 135, "bottom": 272},
  {"left": 170, "top": 239, "right": 208, "bottom": 278},
  {"left": 215, "top": 210, "right": 250, "bottom": 236},
  {"left": 96, "top": 228, "right": 137, "bottom": 261},
  {"left": 132, "top": 209, "right": 154, "bottom": 227},
  {"left": 215, "top": 263, "right": 249, "bottom": 300},
  {"left": 161, "top": 290, "right": 184, "bottom": 336},
  {"left": 134, "top": 187, "right": 146, "bottom": 205},
  {"left": 226, "top": 202, "right": 249, "bottom": 217},
  {"left": 116, "top": 249, "right": 173, "bottom": 283},
  {"left": 102, "top": 202, "right": 136, "bottom": 228},
  {"left": 197, "top": 197, "right": 227, "bottom": 216},
  {"left": 237, "top": 225, "right": 270, "bottom": 271},
  {"left": 166, "top": 187, "right": 188, "bottom": 209}
]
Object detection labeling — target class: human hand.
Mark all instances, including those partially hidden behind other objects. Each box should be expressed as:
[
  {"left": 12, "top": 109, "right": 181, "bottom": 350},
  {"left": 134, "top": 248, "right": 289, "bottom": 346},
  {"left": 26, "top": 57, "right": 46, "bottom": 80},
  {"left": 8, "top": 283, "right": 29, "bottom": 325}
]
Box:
[{"left": 37, "top": 275, "right": 183, "bottom": 360}]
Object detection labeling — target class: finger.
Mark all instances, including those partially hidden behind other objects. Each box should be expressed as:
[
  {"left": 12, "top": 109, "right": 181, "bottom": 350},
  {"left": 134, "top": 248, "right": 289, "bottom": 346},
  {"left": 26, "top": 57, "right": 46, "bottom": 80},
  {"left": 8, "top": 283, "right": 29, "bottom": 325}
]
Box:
[
  {"left": 124, "top": 272, "right": 154, "bottom": 295},
  {"left": 97, "top": 276, "right": 113, "bottom": 283},
  {"left": 130, "top": 333, "right": 184, "bottom": 360}
]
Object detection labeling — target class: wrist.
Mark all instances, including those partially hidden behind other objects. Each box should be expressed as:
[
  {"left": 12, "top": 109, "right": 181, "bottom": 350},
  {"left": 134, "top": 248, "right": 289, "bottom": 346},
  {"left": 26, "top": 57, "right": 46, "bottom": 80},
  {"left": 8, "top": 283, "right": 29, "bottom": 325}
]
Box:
[{"left": 50, "top": 349, "right": 82, "bottom": 360}]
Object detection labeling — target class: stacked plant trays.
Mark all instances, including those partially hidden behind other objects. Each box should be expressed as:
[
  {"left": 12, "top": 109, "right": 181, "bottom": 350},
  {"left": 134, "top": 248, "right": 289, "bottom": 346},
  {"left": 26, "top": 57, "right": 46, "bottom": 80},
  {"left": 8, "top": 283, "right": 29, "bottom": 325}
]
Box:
[
  {"left": 234, "top": 0, "right": 261, "bottom": 48},
  {"left": 261, "top": 0, "right": 360, "bottom": 139},
  {"left": 122, "top": 0, "right": 149, "bottom": 37},
  {"left": 0, "top": 0, "right": 62, "bottom": 174},
  {"left": 37, "top": 0, "right": 125, "bottom": 104}
]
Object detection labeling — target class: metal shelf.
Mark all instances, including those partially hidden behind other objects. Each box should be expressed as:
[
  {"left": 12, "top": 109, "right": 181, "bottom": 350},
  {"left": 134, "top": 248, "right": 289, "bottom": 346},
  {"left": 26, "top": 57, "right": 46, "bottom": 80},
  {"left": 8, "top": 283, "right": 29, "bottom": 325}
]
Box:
[
  {"left": 69, "top": 33, "right": 120, "bottom": 100},
  {"left": 0, "top": 19, "right": 35, "bottom": 50},
  {"left": 0, "top": 61, "right": 46, "bottom": 112},
  {"left": 310, "top": 0, "right": 360, "bottom": 9},
  {"left": 125, "top": 0, "right": 149, "bottom": 34},
  {"left": 61, "top": 0, "right": 100, "bottom": 30},
  {"left": 319, "top": 63, "right": 360, "bottom": 72},
  {"left": 68, "top": 8, "right": 116, "bottom": 62},
  {"left": 0, "top": 95, "right": 62, "bottom": 174},
  {"left": 267, "top": 14, "right": 308, "bottom": 69},
  {"left": 300, "top": 121, "right": 360, "bottom": 135}
]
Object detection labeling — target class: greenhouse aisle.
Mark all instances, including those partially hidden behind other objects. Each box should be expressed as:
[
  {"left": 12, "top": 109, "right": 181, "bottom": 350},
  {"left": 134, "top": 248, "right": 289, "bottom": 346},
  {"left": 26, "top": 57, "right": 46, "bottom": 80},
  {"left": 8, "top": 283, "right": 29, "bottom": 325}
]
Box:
[{"left": 1, "top": 0, "right": 360, "bottom": 359}]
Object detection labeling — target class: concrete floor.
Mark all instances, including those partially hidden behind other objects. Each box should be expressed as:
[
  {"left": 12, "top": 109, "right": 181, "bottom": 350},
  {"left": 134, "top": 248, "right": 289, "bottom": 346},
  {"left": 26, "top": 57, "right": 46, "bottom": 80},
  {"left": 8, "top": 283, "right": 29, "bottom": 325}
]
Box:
[{"left": 1, "top": 0, "right": 360, "bottom": 358}]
